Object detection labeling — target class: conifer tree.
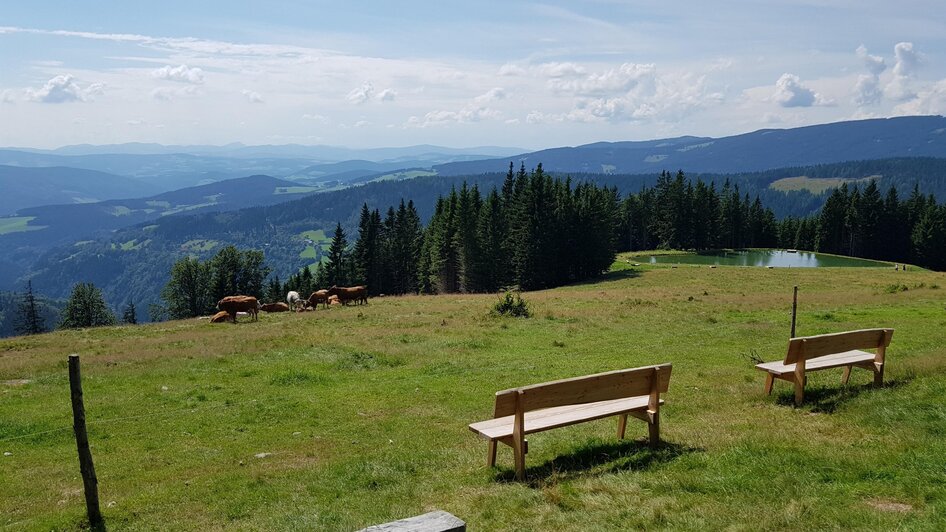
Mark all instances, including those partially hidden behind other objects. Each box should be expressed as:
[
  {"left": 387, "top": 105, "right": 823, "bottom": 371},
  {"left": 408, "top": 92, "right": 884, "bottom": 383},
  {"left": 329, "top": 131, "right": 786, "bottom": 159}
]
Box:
[
  {"left": 326, "top": 223, "right": 349, "bottom": 287},
  {"left": 122, "top": 302, "right": 137, "bottom": 325},
  {"left": 14, "top": 280, "right": 46, "bottom": 336}
]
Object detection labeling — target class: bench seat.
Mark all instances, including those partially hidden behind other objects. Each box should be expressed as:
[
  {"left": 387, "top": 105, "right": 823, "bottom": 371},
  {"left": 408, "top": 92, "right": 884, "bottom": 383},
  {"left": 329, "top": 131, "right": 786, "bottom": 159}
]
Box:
[
  {"left": 755, "top": 328, "right": 892, "bottom": 405},
  {"left": 470, "top": 363, "right": 671, "bottom": 480},
  {"left": 755, "top": 349, "right": 876, "bottom": 375},
  {"left": 469, "top": 396, "right": 664, "bottom": 441}
]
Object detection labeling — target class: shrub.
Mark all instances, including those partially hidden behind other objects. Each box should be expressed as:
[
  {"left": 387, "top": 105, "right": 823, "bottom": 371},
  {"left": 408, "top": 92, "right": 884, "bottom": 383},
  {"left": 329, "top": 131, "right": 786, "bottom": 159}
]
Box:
[{"left": 492, "top": 292, "right": 531, "bottom": 318}]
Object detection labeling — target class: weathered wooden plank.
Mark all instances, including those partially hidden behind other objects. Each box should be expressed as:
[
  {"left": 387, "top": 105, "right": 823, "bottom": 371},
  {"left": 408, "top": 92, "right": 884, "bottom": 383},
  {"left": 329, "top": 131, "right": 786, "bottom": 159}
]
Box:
[
  {"left": 757, "top": 349, "right": 876, "bottom": 374},
  {"left": 469, "top": 396, "right": 660, "bottom": 440},
  {"left": 516, "top": 364, "right": 671, "bottom": 411},
  {"left": 784, "top": 329, "right": 892, "bottom": 363},
  {"left": 359, "top": 510, "right": 466, "bottom": 532}
]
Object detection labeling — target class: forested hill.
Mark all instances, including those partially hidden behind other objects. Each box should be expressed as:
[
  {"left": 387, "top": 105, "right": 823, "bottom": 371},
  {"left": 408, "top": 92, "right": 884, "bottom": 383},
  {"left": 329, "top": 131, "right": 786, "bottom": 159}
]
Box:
[
  {"left": 15, "top": 156, "right": 946, "bottom": 321},
  {"left": 434, "top": 116, "right": 946, "bottom": 176}
]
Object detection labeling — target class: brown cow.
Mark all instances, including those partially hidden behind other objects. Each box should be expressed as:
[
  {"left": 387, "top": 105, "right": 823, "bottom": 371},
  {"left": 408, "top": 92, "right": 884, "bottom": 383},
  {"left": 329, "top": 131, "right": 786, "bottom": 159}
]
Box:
[
  {"left": 260, "top": 302, "right": 290, "bottom": 313},
  {"left": 326, "top": 285, "right": 368, "bottom": 305},
  {"left": 217, "top": 295, "right": 260, "bottom": 322},
  {"left": 303, "top": 289, "right": 329, "bottom": 310},
  {"left": 210, "top": 310, "right": 231, "bottom": 323}
]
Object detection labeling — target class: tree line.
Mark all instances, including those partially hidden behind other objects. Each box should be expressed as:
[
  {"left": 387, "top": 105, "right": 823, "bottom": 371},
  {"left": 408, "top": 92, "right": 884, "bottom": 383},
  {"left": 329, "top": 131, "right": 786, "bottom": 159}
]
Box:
[
  {"left": 10, "top": 163, "right": 946, "bottom": 335},
  {"left": 619, "top": 171, "right": 945, "bottom": 270},
  {"left": 781, "top": 181, "right": 946, "bottom": 269}
]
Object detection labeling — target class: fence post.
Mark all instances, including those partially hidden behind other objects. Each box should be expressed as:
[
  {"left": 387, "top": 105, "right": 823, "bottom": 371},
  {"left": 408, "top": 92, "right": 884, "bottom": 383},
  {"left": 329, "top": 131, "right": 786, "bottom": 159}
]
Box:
[
  {"left": 790, "top": 286, "right": 798, "bottom": 338},
  {"left": 68, "top": 354, "right": 103, "bottom": 529}
]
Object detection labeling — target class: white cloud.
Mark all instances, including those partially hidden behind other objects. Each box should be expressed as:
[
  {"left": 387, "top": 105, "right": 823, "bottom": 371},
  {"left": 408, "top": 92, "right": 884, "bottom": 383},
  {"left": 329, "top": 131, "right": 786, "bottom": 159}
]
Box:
[
  {"left": 498, "top": 63, "right": 526, "bottom": 76},
  {"left": 474, "top": 87, "right": 506, "bottom": 104},
  {"left": 241, "top": 89, "right": 263, "bottom": 103},
  {"left": 26, "top": 74, "right": 104, "bottom": 103},
  {"left": 885, "top": 42, "right": 919, "bottom": 101},
  {"left": 151, "top": 64, "right": 204, "bottom": 84},
  {"left": 0, "top": 89, "right": 16, "bottom": 103},
  {"left": 407, "top": 106, "right": 501, "bottom": 128},
  {"left": 539, "top": 62, "right": 587, "bottom": 78},
  {"left": 772, "top": 73, "right": 830, "bottom": 107},
  {"left": 126, "top": 119, "right": 145, "bottom": 126},
  {"left": 856, "top": 45, "right": 886, "bottom": 76},
  {"left": 353, "top": 120, "right": 370, "bottom": 128},
  {"left": 549, "top": 62, "right": 656, "bottom": 96},
  {"left": 347, "top": 82, "right": 373, "bottom": 104},
  {"left": 376, "top": 88, "right": 397, "bottom": 102},
  {"left": 893, "top": 79, "right": 946, "bottom": 116},
  {"left": 892, "top": 42, "right": 918, "bottom": 78},
  {"left": 853, "top": 74, "right": 883, "bottom": 106},
  {"left": 151, "top": 85, "right": 199, "bottom": 101}
]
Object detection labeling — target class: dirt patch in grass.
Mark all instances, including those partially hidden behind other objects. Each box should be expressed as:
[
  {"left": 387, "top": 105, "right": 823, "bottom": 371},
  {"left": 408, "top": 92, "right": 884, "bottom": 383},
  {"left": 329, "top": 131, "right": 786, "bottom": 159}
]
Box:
[{"left": 866, "top": 499, "right": 913, "bottom": 513}]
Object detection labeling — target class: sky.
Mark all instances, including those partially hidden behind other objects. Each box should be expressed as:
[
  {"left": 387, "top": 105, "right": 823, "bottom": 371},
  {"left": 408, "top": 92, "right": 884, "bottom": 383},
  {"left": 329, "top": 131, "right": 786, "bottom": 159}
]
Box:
[{"left": 1, "top": 1, "right": 945, "bottom": 150}]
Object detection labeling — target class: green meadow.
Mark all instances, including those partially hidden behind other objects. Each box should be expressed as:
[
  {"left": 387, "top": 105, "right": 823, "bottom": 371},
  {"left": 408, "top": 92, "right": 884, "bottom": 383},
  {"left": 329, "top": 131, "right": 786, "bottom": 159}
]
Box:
[
  {"left": 0, "top": 216, "right": 46, "bottom": 235},
  {"left": 2, "top": 260, "right": 945, "bottom": 530}
]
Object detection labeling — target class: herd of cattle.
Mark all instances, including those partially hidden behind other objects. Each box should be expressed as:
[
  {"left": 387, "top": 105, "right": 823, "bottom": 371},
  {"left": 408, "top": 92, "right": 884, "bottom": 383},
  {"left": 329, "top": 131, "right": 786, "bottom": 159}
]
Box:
[{"left": 210, "top": 285, "right": 369, "bottom": 323}]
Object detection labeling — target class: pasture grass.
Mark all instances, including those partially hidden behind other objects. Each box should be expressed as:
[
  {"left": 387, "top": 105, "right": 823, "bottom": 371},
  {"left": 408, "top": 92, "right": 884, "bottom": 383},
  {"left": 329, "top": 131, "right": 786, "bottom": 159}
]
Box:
[
  {"left": 768, "top": 175, "right": 877, "bottom": 194},
  {"left": 2, "top": 261, "right": 946, "bottom": 530},
  {"left": 0, "top": 216, "right": 46, "bottom": 235}
]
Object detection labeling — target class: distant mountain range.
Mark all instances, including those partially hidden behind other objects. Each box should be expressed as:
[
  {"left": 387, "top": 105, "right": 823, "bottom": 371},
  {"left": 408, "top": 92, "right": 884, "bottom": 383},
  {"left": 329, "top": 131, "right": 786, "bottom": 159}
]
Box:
[
  {"left": 0, "top": 175, "right": 315, "bottom": 253},
  {"left": 434, "top": 116, "right": 946, "bottom": 176},
  {"left": 9, "top": 142, "right": 525, "bottom": 160},
  {"left": 2, "top": 115, "right": 946, "bottom": 334},
  {"left": 0, "top": 165, "right": 161, "bottom": 216}
]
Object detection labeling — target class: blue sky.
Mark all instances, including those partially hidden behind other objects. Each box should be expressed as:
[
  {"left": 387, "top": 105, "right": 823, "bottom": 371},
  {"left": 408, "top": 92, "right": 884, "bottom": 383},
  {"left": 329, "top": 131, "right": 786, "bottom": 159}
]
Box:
[{"left": 1, "top": 1, "right": 945, "bottom": 149}]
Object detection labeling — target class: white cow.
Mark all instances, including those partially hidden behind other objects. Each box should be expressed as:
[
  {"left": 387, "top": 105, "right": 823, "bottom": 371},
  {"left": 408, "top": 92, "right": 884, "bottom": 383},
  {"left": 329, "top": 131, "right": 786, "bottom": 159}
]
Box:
[{"left": 286, "top": 290, "right": 301, "bottom": 311}]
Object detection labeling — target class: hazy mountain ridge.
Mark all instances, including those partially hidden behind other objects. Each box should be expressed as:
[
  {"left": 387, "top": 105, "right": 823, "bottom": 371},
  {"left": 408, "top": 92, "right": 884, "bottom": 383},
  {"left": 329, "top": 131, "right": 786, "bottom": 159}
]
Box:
[
  {"left": 433, "top": 116, "right": 946, "bottom": 176},
  {"left": 0, "top": 165, "right": 161, "bottom": 216}
]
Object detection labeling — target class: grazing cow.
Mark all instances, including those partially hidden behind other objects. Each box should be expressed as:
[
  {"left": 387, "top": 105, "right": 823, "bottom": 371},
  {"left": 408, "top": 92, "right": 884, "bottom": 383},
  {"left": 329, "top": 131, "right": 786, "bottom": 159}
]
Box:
[
  {"left": 326, "top": 285, "right": 368, "bottom": 305},
  {"left": 217, "top": 295, "right": 260, "bottom": 323},
  {"left": 260, "top": 302, "right": 290, "bottom": 313},
  {"left": 210, "top": 310, "right": 231, "bottom": 323},
  {"left": 286, "top": 291, "right": 301, "bottom": 311},
  {"left": 328, "top": 295, "right": 341, "bottom": 305},
  {"left": 303, "top": 289, "right": 329, "bottom": 310}
]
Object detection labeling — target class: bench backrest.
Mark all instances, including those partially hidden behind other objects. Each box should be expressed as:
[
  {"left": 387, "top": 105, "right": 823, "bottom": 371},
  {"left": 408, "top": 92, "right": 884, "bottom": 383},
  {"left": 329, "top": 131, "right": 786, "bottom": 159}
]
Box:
[
  {"left": 783, "top": 328, "right": 893, "bottom": 364},
  {"left": 493, "top": 363, "right": 672, "bottom": 417}
]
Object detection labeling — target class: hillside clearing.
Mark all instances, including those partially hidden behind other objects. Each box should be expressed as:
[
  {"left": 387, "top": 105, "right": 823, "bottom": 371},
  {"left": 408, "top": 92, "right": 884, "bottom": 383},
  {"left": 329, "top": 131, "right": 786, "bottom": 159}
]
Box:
[
  {"left": 0, "top": 216, "right": 46, "bottom": 235},
  {"left": 768, "top": 175, "right": 878, "bottom": 194},
  {"left": 2, "top": 262, "right": 945, "bottom": 530}
]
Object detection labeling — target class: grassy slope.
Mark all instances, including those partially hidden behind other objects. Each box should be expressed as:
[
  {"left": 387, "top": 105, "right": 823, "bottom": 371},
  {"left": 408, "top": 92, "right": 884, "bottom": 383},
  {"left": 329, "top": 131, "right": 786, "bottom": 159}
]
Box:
[{"left": 2, "top": 262, "right": 945, "bottom": 530}]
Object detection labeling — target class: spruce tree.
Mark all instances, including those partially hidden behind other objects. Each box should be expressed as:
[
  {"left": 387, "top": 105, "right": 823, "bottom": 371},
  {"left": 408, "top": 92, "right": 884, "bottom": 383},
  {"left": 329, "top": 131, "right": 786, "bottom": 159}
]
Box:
[
  {"left": 326, "top": 223, "right": 349, "bottom": 287},
  {"left": 122, "top": 302, "right": 137, "bottom": 325},
  {"left": 14, "top": 280, "right": 46, "bottom": 336}
]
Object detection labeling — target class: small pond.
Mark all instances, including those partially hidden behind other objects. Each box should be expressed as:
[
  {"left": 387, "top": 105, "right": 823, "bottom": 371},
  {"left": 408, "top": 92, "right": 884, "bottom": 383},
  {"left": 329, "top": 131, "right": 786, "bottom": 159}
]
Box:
[{"left": 638, "top": 250, "right": 892, "bottom": 268}]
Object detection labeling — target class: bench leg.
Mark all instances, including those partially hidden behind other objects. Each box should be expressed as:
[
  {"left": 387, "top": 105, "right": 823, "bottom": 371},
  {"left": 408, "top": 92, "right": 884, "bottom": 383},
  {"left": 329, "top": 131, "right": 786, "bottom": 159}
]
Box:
[
  {"left": 874, "top": 363, "right": 884, "bottom": 387},
  {"left": 841, "top": 365, "right": 852, "bottom": 385},
  {"left": 793, "top": 380, "right": 804, "bottom": 406},
  {"left": 512, "top": 438, "right": 526, "bottom": 481},
  {"left": 648, "top": 412, "right": 660, "bottom": 449},
  {"left": 617, "top": 414, "right": 628, "bottom": 439},
  {"left": 763, "top": 373, "right": 775, "bottom": 395},
  {"left": 487, "top": 440, "right": 497, "bottom": 467}
]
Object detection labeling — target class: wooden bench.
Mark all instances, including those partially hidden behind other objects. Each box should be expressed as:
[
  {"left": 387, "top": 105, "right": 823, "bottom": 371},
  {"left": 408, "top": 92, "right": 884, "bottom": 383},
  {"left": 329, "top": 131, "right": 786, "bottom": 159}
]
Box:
[
  {"left": 756, "top": 328, "right": 893, "bottom": 405},
  {"left": 468, "top": 363, "right": 671, "bottom": 480}
]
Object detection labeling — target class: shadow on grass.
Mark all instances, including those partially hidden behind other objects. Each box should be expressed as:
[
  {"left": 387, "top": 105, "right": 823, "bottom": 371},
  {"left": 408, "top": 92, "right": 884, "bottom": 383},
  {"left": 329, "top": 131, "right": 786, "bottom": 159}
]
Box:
[
  {"left": 494, "top": 438, "right": 700, "bottom": 486},
  {"left": 569, "top": 267, "right": 642, "bottom": 287},
  {"left": 774, "top": 376, "right": 914, "bottom": 413}
]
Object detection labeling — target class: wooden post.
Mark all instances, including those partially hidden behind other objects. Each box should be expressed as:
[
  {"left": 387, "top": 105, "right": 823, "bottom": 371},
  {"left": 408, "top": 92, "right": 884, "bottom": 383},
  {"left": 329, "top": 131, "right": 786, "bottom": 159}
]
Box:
[
  {"left": 790, "top": 286, "right": 798, "bottom": 338},
  {"left": 68, "top": 355, "right": 103, "bottom": 530}
]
